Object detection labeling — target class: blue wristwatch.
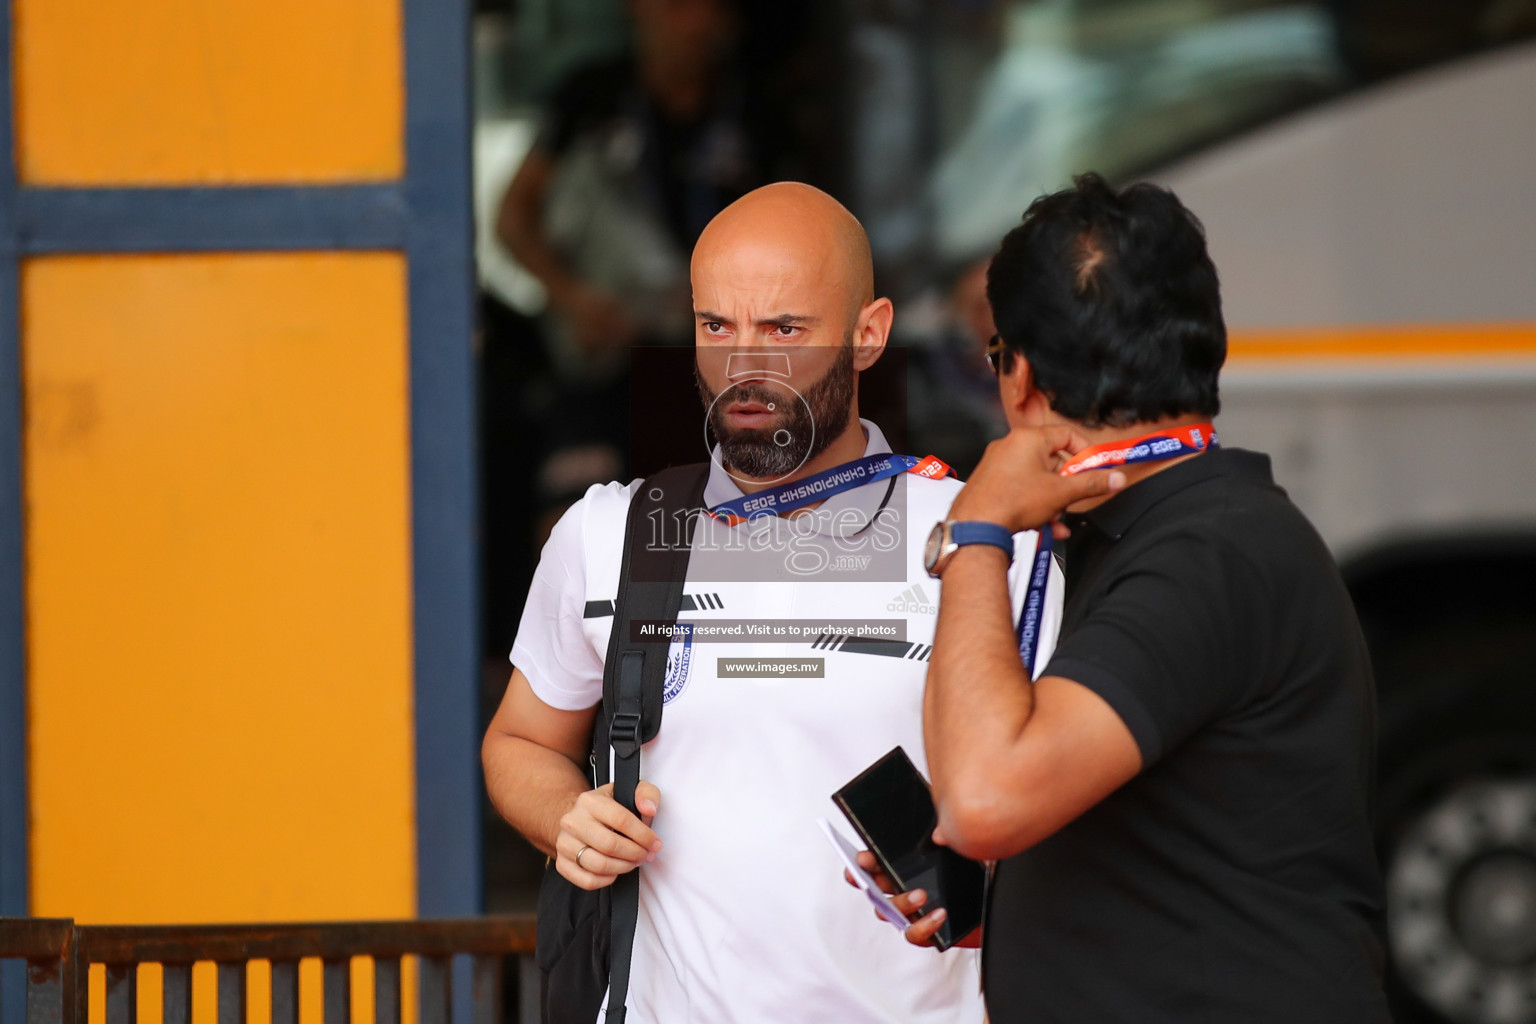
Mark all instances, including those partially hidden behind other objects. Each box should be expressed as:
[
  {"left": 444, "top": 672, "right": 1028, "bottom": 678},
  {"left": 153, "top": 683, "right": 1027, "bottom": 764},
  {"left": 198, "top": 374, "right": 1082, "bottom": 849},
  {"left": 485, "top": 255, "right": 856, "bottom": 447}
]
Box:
[{"left": 924, "top": 520, "right": 1015, "bottom": 579}]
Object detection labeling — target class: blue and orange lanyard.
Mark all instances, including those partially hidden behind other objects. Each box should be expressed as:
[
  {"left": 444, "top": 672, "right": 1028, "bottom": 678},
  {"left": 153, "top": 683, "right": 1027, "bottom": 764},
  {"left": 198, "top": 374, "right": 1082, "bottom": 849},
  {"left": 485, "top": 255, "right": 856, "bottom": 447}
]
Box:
[
  {"left": 708, "top": 452, "right": 953, "bottom": 526},
  {"left": 1016, "top": 423, "right": 1218, "bottom": 677}
]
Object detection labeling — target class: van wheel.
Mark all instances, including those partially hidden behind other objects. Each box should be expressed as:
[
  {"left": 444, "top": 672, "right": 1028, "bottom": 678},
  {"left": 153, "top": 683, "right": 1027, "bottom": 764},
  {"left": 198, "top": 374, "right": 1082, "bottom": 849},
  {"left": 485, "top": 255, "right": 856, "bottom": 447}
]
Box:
[
  {"left": 1373, "top": 616, "right": 1536, "bottom": 1024},
  {"left": 1384, "top": 755, "right": 1536, "bottom": 1024}
]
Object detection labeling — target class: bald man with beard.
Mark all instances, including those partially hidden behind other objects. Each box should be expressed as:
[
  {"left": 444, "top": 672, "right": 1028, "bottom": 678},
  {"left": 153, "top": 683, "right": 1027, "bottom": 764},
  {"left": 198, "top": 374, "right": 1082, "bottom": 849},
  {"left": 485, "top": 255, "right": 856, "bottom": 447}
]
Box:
[{"left": 483, "top": 183, "right": 1114, "bottom": 1024}]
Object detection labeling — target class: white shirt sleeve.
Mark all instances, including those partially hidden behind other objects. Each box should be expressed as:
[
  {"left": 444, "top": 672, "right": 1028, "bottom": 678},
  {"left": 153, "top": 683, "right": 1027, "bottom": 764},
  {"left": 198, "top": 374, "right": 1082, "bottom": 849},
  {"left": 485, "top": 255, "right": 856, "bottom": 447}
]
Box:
[{"left": 509, "top": 483, "right": 634, "bottom": 711}]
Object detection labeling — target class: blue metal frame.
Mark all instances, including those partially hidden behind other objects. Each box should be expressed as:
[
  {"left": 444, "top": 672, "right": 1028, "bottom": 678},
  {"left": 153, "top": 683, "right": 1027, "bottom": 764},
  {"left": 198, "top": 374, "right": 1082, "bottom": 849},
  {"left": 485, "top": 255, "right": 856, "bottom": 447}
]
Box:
[
  {"left": 400, "top": 0, "right": 480, "bottom": 919},
  {"left": 0, "top": 0, "right": 27, "bottom": 948},
  {"left": 0, "top": 2, "right": 31, "bottom": 1021},
  {"left": 8, "top": 185, "right": 408, "bottom": 254},
  {"left": 0, "top": 3, "right": 481, "bottom": 1003}
]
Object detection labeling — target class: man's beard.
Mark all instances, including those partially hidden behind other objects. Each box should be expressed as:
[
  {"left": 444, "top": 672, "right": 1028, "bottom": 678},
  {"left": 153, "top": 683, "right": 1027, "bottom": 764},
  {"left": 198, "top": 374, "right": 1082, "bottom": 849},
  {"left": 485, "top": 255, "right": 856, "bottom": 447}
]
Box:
[{"left": 695, "top": 343, "right": 856, "bottom": 479}]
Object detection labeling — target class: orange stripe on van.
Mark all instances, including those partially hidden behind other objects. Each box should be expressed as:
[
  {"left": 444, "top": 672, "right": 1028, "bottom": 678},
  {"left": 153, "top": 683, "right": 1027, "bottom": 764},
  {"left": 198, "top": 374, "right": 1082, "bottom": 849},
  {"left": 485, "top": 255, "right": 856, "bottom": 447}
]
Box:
[{"left": 1228, "top": 325, "right": 1536, "bottom": 362}]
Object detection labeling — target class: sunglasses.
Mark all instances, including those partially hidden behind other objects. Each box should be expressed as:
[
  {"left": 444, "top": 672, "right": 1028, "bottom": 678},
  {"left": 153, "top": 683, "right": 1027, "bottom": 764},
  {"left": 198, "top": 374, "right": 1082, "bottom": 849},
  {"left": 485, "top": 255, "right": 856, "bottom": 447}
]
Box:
[{"left": 985, "top": 334, "right": 1007, "bottom": 376}]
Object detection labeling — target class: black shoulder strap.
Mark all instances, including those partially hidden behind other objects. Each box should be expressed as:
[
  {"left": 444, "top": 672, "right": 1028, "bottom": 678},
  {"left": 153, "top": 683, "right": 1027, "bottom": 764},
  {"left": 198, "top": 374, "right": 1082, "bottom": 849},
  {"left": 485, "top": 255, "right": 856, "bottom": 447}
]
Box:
[{"left": 597, "top": 462, "right": 709, "bottom": 1024}]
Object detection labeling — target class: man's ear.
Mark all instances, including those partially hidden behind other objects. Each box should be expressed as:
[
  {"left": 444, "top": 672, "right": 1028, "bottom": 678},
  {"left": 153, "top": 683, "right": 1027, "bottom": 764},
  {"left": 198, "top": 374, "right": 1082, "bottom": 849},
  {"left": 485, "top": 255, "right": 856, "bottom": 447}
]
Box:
[
  {"left": 851, "top": 297, "right": 893, "bottom": 372},
  {"left": 1000, "top": 349, "right": 1036, "bottom": 417}
]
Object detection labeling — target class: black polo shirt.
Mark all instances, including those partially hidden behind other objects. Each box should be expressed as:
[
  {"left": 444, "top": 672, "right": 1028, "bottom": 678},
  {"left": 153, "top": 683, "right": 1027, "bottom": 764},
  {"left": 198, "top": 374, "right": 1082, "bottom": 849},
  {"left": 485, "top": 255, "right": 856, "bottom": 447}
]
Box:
[{"left": 983, "top": 447, "right": 1391, "bottom": 1023}]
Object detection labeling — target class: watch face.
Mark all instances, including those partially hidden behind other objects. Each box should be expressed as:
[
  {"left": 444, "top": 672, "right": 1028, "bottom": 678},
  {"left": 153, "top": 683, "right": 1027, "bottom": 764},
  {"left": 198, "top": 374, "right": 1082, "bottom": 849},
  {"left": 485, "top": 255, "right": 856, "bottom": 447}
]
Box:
[{"left": 924, "top": 521, "right": 947, "bottom": 572}]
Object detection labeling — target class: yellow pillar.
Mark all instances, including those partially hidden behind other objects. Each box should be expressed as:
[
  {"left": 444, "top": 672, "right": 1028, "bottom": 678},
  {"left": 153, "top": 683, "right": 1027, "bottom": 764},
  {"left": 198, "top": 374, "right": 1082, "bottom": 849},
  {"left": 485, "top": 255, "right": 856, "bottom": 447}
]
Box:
[{"left": 12, "top": 0, "right": 421, "bottom": 1018}]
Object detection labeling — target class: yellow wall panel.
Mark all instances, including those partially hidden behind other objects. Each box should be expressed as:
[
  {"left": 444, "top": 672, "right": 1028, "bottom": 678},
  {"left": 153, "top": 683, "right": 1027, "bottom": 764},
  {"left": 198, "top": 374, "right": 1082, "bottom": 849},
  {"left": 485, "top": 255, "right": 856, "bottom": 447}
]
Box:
[
  {"left": 14, "top": 0, "right": 402, "bottom": 183},
  {"left": 24, "top": 252, "right": 416, "bottom": 933}
]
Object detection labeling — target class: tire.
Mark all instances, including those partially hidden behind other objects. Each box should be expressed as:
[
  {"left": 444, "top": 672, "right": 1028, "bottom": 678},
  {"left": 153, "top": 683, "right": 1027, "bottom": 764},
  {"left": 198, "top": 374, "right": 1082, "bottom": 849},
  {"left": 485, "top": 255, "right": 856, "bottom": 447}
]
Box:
[{"left": 1375, "top": 619, "right": 1536, "bottom": 1024}]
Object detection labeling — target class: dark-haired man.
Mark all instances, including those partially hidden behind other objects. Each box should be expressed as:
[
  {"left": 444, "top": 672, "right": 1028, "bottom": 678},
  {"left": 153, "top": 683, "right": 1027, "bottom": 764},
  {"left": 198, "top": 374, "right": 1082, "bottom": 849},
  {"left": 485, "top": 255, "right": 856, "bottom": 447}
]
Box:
[{"left": 899, "top": 174, "right": 1391, "bottom": 1022}]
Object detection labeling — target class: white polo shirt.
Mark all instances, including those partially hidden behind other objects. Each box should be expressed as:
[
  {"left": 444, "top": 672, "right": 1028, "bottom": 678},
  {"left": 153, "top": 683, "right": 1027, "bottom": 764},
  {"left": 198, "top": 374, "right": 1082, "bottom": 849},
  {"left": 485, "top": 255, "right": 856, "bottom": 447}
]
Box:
[{"left": 512, "top": 421, "right": 1063, "bottom": 1024}]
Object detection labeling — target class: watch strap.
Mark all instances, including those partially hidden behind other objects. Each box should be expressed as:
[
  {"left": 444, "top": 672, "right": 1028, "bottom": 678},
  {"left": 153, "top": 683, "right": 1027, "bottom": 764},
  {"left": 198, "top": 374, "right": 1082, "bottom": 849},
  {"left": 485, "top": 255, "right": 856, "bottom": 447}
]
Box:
[{"left": 949, "top": 521, "right": 1015, "bottom": 561}]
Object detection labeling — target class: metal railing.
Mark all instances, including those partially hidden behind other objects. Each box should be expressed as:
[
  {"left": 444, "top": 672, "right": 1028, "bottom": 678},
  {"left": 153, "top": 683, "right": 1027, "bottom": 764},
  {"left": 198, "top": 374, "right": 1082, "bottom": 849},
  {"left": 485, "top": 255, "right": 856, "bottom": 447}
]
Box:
[{"left": 0, "top": 916, "right": 537, "bottom": 1024}]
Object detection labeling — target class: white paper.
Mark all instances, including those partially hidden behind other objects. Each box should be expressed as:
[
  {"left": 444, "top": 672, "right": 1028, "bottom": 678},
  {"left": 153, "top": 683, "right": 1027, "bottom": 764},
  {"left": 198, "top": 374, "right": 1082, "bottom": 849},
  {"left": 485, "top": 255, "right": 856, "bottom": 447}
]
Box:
[{"left": 818, "top": 817, "right": 911, "bottom": 931}]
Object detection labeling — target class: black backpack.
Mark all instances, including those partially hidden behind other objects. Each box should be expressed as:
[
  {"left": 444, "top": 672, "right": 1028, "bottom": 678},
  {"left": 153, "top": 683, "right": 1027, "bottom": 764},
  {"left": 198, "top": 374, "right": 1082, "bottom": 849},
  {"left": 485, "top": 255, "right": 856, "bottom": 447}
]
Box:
[{"left": 535, "top": 463, "right": 710, "bottom": 1024}]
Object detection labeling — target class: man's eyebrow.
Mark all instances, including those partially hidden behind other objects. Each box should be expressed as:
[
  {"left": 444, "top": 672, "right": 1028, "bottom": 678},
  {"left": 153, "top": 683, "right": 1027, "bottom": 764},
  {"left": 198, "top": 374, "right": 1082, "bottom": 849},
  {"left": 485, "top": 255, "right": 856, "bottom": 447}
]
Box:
[
  {"left": 756, "top": 314, "right": 818, "bottom": 328},
  {"left": 695, "top": 310, "right": 733, "bottom": 323}
]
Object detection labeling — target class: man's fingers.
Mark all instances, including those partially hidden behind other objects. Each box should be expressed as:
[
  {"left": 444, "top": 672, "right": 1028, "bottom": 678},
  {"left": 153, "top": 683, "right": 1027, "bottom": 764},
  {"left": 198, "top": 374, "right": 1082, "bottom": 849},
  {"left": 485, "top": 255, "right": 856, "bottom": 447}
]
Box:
[
  {"left": 892, "top": 888, "right": 928, "bottom": 917},
  {"left": 559, "top": 833, "right": 643, "bottom": 877},
  {"left": 581, "top": 791, "right": 663, "bottom": 852},
  {"left": 555, "top": 854, "right": 614, "bottom": 891},
  {"left": 635, "top": 780, "right": 662, "bottom": 820},
  {"left": 904, "top": 907, "right": 948, "bottom": 947},
  {"left": 1034, "top": 423, "right": 1082, "bottom": 458},
  {"left": 1061, "top": 467, "right": 1126, "bottom": 502},
  {"left": 566, "top": 819, "right": 651, "bottom": 865},
  {"left": 855, "top": 850, "right": 897, "bottom": 893},
  {"left": 1028, "top": 423, "right": 1095, "bottom": 463},
  {"left": 555, "top": 827, "right": 626, "bottom": 888}
]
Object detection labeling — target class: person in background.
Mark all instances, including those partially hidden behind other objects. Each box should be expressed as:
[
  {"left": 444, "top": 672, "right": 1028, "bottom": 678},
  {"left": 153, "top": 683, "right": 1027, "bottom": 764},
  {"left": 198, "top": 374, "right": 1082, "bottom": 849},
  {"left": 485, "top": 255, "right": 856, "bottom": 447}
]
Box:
[
  {"left": 904, "top": 256, "right": 1009, "bottom": 478},
  {"left": 494, "top": 0, "right": 812, "bottom": 572},
  {"left": 496, "top": 0, "right": 796, "bottom": 371}
]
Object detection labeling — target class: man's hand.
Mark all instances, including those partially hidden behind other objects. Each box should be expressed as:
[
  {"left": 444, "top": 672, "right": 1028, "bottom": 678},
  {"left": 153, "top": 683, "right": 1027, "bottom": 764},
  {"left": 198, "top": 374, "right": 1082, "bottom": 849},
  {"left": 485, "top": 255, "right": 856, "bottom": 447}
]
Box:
[
  {"left": 847, "top": 850, "right": 982, "bottom": 949},
  {"left": 555, "top": 781, "right": 664, "bottom": 890},
  {"left": 948, "top": 425, "right": 1126, "bottom": 536}
]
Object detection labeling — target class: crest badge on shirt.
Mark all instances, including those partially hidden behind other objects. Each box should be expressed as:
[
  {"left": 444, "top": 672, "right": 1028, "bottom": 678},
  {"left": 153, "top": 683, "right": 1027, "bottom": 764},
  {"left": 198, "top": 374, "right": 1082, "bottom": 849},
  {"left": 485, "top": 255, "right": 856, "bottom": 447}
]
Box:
[{"left": 663, "top": 626, "right": 694, "bottom": 704}]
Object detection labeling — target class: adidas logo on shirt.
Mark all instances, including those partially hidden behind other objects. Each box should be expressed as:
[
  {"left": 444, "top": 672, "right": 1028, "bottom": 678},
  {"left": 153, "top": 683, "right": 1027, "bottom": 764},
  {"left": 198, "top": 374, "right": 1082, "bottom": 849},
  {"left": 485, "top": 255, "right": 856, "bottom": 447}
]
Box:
[{"left": 887, "top": 584, "right": 937, "bottom": 615}]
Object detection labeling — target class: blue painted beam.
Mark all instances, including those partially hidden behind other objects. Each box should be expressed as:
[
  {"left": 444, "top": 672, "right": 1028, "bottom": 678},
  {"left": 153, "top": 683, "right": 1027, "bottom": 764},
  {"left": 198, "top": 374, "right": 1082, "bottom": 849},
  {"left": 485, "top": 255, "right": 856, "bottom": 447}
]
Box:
[
  {"left": 402, "top": 0, "right": 481, "bottom": 920},
  {"left": 0, "top": 250, "right": 28, "bottom": 1024},
  {"left": 0, "top": 0, "right": 30, "bottom": 1019},
  {"left": 6, "top": 184, "right": 408, "bottom": 255}
]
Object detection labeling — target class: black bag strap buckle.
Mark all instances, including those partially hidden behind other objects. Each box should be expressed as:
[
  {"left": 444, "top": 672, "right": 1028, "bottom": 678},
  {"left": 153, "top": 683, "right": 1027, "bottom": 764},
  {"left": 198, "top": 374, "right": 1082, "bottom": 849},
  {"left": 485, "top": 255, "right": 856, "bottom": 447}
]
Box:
[
  {"left": 609, "top": 711, "right": 642, "bottom": 759},
  {"left": 610, "top": 650, "right": 645, "bottom": 760}
]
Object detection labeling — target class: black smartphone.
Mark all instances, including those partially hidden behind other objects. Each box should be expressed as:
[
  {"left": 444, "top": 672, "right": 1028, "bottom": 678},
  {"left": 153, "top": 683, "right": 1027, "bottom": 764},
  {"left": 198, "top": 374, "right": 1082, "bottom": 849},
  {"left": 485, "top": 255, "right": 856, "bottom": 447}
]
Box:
[{"left": 832, "top": 746, "right": 985, "bottom": 951}]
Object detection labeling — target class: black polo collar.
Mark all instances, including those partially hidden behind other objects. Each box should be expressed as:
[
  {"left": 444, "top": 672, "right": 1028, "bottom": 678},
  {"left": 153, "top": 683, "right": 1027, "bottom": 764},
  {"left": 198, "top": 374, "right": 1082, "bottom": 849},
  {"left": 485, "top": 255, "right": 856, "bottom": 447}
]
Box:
[{"left": 1079, "top": 447, "right": 1274, "bottom": 542}]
